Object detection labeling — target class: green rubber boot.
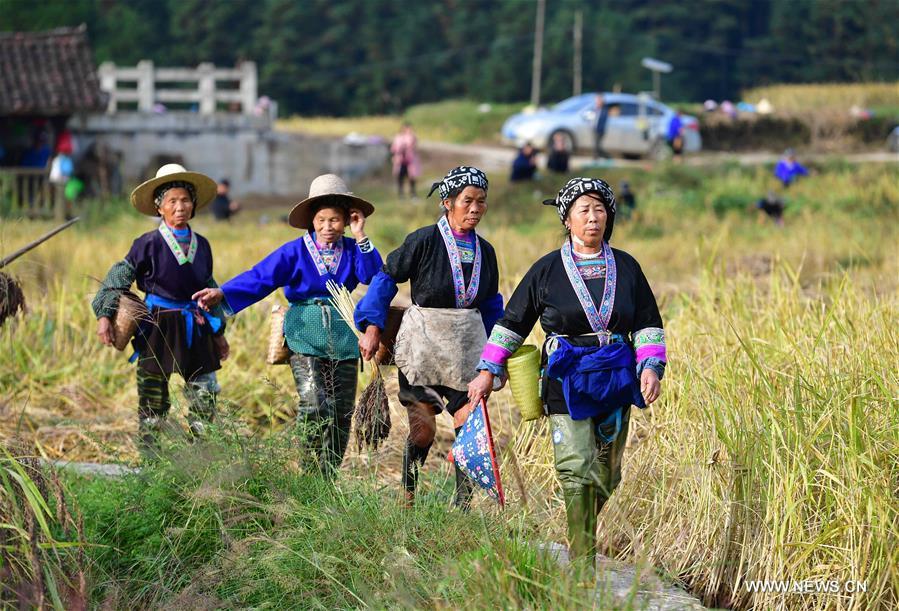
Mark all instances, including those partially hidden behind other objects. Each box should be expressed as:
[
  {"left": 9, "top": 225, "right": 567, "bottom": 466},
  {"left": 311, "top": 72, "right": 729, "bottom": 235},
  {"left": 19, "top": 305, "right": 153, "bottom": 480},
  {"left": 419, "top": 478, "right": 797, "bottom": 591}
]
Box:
[{"left": 563, "top": 484, "right": 597, "bottom": 571}]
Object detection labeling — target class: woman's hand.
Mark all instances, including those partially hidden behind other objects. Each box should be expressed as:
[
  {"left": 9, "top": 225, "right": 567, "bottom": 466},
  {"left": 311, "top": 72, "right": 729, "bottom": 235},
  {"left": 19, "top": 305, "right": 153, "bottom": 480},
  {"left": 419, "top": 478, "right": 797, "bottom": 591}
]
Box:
[
  {"left": 192, "top": 287, "right": 224, "bottom": 312},
  {"left": 213, "top": 334, "right": 230, "bottom": 361},
  {"left": 349, "top": 208, "right": 367, "bottom": 241},
  {"left": 97, "top": 316, "right": 115, "bottom": 346},
  {"left": 467, "top": 370, "right": 495, "bottom": 409},
  {"left": 359, "top": 325, "right": 381, "bottom": 361},
  {"left": 641, "top": 369, "right": 661, "bottom": 405}
]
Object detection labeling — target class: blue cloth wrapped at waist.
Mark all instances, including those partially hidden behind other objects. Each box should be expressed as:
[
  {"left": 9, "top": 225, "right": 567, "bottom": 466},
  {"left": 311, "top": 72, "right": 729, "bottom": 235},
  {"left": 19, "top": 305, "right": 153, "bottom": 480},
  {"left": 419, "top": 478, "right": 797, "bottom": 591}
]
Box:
[
  {"left": 545, "top": 336, "right": 645, "bottom": 428},
  {"left": 144, "top": 293, "right": 222, "bottom": 348}
]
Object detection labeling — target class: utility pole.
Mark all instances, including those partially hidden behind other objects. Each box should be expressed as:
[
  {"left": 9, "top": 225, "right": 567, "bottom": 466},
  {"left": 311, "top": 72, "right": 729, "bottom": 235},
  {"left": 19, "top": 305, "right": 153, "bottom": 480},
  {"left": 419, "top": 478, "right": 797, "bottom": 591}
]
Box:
[
  {"left": 573, "top": 9, "right": 583, "bottom": 96},
  {"left": 530, "top": 0, "right": 546, "bottom": 107}
]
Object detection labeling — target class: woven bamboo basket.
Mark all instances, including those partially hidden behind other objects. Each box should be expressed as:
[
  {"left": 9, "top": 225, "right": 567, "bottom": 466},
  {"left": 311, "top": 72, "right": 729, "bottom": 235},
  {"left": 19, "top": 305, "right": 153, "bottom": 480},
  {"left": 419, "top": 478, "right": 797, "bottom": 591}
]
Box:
[
  {"left": 375, "top": 305, "right": 406, "bottom": 365},
  {"left": 266, "top": 304, "right": 291, "bottom": 365},
  {"left": 112, "top": 291, "right": 151, "bottom": 351},
  {"left": 506, "top": 344, "right": 543, "bottom": 421}
]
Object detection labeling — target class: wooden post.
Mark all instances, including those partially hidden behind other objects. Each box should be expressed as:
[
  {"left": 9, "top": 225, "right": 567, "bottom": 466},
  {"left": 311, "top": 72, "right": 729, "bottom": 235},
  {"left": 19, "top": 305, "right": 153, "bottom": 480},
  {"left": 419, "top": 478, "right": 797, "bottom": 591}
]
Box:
[
  {"left": 530, "top": 0, "right": 546, "bottom": 108},
  {"left": 240, "top": 61, "right": 257, "bottom": 115},
  {"left": 137, "top": 60, "right": 155, "bottom": 113},
  {"left": 573, "top": 9, "right": 583, "bottom": 96},
  {"left": 53, "top": 184, "right": 65, "bottom": 222},
  {"left": 98, "top": 61, "right": 117, "bottom": 114},
  {"left": 198, "top": 62, "right": 216, "bottom": 115}
]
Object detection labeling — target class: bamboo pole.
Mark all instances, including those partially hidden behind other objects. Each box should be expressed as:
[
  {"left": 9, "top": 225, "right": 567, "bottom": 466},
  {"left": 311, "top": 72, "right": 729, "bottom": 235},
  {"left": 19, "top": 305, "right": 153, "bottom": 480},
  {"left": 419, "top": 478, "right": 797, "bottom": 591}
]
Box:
[{"left": 0, "top": 217, "right": 80, "bottom": 269}]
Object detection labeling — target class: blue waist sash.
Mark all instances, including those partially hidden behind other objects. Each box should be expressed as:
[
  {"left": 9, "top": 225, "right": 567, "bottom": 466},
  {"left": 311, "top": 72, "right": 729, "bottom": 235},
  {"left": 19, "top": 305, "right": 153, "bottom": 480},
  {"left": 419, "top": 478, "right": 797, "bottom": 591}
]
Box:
[
  {"left": 545, "top": 336, "right": 645, "bottom": 441},
  {"left": 144, "top": 293, "right": 222, "bottom": 348}
]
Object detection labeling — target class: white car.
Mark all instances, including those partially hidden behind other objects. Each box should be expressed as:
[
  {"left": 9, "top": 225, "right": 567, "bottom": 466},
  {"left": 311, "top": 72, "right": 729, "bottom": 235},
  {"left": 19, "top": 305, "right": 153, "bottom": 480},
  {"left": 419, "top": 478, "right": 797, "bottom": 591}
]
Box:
[{"left": 501, "top": 92, "right": 701, "bottom": 158}]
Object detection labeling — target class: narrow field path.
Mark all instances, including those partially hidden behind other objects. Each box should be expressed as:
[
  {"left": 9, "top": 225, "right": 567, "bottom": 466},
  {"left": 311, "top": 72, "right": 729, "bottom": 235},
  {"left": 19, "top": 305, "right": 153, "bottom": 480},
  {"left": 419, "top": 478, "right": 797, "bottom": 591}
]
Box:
[{"left": 419, "top": 139, "right": 899, "bottom": 174}]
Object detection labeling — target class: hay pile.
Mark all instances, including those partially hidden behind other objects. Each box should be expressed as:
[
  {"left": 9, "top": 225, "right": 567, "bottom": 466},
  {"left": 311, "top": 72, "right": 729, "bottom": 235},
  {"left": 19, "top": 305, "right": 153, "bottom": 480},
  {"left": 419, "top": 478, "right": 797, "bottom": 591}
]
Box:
[{"left": 0, "top": 272, "right": 25, "bottom": 327}]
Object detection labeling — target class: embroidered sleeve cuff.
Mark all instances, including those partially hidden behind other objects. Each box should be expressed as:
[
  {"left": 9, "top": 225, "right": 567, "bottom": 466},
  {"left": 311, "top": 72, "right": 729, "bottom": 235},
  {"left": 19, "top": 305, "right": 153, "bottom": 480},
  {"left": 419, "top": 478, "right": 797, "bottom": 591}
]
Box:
[
  {"left": 480, "top": 324, "right": 524, "bottom": 368},
  {"left": 357, "top": 238, "right": 373, "bottom": 254},
  {"left": 636, "top": 357, "right": 666, "bottom": 380},
  {"left": 634, "top": 326, "right": 666, "bottom": 363}
]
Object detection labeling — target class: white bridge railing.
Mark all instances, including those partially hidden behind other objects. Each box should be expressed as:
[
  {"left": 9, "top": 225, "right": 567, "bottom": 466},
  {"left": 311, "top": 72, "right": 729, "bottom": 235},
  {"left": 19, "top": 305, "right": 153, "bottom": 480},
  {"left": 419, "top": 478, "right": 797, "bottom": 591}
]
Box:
[{"left": 97, "top": 60, "right": 259, "bottom": 115}]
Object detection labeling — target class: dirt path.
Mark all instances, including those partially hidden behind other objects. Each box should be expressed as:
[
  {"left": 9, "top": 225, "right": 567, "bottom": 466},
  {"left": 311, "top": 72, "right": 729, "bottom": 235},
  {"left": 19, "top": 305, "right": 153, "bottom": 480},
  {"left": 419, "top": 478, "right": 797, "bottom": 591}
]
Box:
[{"left": 418, "top": 139, "right": 899, "bottom": 174}]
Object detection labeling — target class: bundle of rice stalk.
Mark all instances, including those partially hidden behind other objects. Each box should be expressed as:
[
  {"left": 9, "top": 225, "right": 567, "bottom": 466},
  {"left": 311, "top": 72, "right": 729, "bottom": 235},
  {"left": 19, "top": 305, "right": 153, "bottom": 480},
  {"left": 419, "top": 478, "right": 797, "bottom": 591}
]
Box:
[
  {"left": 326, "top": 281, "right": 391, "bottom": 449},
  {"left": 0, "top": 271, "right": 26, "bottom": 327}
]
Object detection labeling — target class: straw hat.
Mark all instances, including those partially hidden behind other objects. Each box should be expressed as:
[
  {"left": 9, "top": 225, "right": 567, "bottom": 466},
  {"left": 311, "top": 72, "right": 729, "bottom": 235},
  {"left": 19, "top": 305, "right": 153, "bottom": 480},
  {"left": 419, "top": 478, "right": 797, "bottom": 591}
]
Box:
[
  {"left": 288, "top": 174, "right": 375, "bottom": 229},
  {"left": 130, "top": 163, "right": 217, "bottom": 216}
]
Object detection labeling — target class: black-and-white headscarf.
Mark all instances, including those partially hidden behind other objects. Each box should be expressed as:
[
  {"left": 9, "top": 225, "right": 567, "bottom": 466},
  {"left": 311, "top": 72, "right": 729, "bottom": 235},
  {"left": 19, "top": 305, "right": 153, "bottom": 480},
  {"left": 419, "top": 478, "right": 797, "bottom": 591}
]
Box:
[
  {"left": 543, "top": 177, "right": 617, "bottom": 241},
  {"left": 427, "top": 166, "right": 489, "bottom": 200}
]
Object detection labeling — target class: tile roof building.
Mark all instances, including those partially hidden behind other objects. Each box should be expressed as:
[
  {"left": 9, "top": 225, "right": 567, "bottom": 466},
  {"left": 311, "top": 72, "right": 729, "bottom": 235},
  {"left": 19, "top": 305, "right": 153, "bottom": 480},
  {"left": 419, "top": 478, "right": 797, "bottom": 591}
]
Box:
[{"left": 0, "top": 25, "right": 105, "bottom": 116}]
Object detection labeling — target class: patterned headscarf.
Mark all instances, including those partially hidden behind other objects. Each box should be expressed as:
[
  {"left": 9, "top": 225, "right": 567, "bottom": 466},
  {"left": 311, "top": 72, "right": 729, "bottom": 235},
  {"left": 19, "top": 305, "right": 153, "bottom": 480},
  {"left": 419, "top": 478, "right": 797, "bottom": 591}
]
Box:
[
  {"left": 427, "top": 166, "right": 489, "bottom": 200},
  {"left": 543, "top": 177, "right": 617, "bottom": 241}
]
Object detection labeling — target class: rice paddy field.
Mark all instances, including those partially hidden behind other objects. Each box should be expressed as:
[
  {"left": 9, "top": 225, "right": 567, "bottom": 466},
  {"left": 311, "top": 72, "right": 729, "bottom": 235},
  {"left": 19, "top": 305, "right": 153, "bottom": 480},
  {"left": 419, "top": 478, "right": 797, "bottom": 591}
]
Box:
[{"left": 1, "top": 158, "right": 897, "bottom": 609}]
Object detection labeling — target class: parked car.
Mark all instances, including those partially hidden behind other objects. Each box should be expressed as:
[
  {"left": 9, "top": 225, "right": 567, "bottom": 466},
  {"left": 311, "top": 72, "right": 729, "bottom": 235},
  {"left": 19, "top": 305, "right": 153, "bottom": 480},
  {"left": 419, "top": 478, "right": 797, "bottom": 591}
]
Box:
[
  {"left": 501, "top": 92, "right": 701, "bottom": 158},
  {"left": 888, "top": 126, "right": 899, "bottom": 153}
]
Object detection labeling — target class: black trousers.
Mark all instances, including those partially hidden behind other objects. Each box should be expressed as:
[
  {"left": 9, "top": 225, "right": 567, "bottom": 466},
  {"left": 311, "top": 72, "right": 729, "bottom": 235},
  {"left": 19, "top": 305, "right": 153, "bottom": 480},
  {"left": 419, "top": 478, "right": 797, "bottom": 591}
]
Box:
[{"left": 289, "top": 354, "right": 358, "bottom": 478}]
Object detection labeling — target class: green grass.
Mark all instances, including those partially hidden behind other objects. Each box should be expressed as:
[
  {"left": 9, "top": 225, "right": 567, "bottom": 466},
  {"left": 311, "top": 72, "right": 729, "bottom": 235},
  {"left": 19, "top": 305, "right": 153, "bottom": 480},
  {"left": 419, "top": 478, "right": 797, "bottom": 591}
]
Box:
[
  {"left": 68, "top": 429, "right": 612, "bottom": 608},
  {"left": 277, "top": 99, "right": 523, "bottom": 144},
  {"left": 3, "top": 159, "right": 898, "bottom": 609}
]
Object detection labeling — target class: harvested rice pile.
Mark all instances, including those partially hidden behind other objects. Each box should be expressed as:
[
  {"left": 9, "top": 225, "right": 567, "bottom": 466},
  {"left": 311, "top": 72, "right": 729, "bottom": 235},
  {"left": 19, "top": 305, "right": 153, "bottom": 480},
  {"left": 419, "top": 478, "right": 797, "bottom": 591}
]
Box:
[
  {"left": 0, "top": 272, "right": 25, "bottom": 327},
  {"left": 326, "top": 281, "right": 393, "bottom": 450},
  {"left": 354, "top": 371, "right": 391, "bottom": 450}
]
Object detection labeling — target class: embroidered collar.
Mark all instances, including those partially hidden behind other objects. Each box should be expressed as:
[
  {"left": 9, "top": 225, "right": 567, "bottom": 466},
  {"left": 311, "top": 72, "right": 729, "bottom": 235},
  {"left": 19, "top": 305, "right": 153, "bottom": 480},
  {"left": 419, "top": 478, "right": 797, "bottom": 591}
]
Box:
[
  {"left": 303, "top": 232, "right": 343, "bottom": 276},
  {"left": 560, "top": 239, "right": 616, "bottom": 332},
  {"left": 158, "top": 223, "right": 197, "bottom": 265},
  {"left": 437, "top": 215, "right": 482, "bottom": 308}
]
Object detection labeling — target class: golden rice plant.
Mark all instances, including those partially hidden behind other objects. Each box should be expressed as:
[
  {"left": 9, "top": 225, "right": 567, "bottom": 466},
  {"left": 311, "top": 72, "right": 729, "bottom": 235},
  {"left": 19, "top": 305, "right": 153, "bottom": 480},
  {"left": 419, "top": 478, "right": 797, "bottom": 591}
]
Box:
[
  {"left": 513, "top": 261, "right": 898, "bottom": 610},
  {"left": 743, "top": 82, "right": 899, "bottom": 112}
]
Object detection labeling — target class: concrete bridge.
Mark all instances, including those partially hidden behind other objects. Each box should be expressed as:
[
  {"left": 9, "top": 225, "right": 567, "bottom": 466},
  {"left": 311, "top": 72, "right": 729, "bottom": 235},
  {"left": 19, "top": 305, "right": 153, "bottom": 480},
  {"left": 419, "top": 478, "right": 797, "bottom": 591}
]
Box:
[{"left": 70, "top": 61, "right": 387, "bottom": 200}]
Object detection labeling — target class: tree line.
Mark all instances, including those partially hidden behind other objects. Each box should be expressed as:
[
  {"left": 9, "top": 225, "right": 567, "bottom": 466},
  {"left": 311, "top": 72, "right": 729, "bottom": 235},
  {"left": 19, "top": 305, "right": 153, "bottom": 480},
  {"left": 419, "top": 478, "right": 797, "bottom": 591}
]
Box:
[{"left": 4, "top": 0, "right": 897, "bottom": 116}]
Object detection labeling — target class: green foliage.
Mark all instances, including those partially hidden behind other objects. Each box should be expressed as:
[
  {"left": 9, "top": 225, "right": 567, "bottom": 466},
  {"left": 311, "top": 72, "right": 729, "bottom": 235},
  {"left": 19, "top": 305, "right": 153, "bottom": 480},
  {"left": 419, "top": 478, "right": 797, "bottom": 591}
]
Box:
[
  {"left": 1, "top": 445, "right": 86, "bottom": 609},
  {"left": 2, "top": 0, "right": 897, "bottom": 115},
  {"left": 68, "top": 430, "right": 607, "bottom": 608}
]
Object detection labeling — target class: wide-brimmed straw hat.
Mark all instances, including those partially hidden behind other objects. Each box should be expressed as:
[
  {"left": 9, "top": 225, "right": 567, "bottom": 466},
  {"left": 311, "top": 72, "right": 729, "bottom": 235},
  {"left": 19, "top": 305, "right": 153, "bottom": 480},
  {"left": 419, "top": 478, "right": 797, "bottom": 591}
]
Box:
[
  {"left": 130, "top": 163, "right": 217, "bottom": 216},
  {"left": 288, "top": 174, "right": 375, "bottom": 229}
]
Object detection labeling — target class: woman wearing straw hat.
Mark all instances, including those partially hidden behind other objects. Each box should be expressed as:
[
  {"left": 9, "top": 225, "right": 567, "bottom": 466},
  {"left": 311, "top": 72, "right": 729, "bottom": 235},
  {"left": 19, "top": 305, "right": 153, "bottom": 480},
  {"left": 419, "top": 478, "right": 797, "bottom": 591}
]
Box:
[
  {"left": 467, "top": 177, "right": 666, "bottom": 568},
  {"left": 354, "top": 166, "right": 504, "bottom": 508},
  {"left": 192, "top": 174, "right": 381, "bottom": 478},
  {"left": 92, "top": 163, "right": 229, "bottom": 452}
]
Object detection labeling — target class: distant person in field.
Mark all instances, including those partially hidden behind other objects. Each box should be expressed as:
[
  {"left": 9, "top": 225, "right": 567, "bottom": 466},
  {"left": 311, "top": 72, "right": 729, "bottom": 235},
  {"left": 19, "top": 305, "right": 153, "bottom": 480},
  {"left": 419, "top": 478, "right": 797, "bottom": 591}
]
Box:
[
  {"left": 92, "top": 164, "right": 229, "bottom": 456},
  {"left": 618, "top": 181, "right": 636, "bottom": 220},
  {"left": 547, "top": 132, "right": 571, "bottom": 174},
  {"left": 391, "top": 122, "right": 421, "bottom": 198},
  {"left": 774, "top": 148, "right": 809, "bottom": 188},
  {"left": 667, "top": 110, "right": 685, "bottom": 160},
  {"left": 467, "top": 177, "right": 665, "bottom": 569},
  {"left": 593, "top": 94, "right": 609, "bottom": 159},
  {"left": 355, "top": 166, "right": 503, "bottom": 510},
  {"left": 193, "top": 174, "right": 382, "bottom": 480},
  {"left": 756, "top": 191, "right": 785, "bottom": 226},
  {"left": 510, "top": 142, "right": 538, "bottom": 181},
  {"left": 211, "top": 178, "right": 241, "bottom": 221}
]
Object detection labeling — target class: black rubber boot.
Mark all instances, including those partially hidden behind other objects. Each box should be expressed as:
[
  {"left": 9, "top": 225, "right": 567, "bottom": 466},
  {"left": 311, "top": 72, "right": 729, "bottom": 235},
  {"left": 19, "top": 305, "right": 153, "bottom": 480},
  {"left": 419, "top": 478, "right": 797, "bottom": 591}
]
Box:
[{"left": 402, "top": 438, "right": 432, "bottom": 504}]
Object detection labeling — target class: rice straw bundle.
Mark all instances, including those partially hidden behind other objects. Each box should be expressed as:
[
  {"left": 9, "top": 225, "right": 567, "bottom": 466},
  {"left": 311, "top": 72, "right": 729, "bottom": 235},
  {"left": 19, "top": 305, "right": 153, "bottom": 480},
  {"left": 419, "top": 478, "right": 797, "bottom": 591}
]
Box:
[
  {"left": 0, "top": 271, "right": 26, "bottom": 327},
  {"left": 326, "top": 280, "right": 392, "bottom": 449}
]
